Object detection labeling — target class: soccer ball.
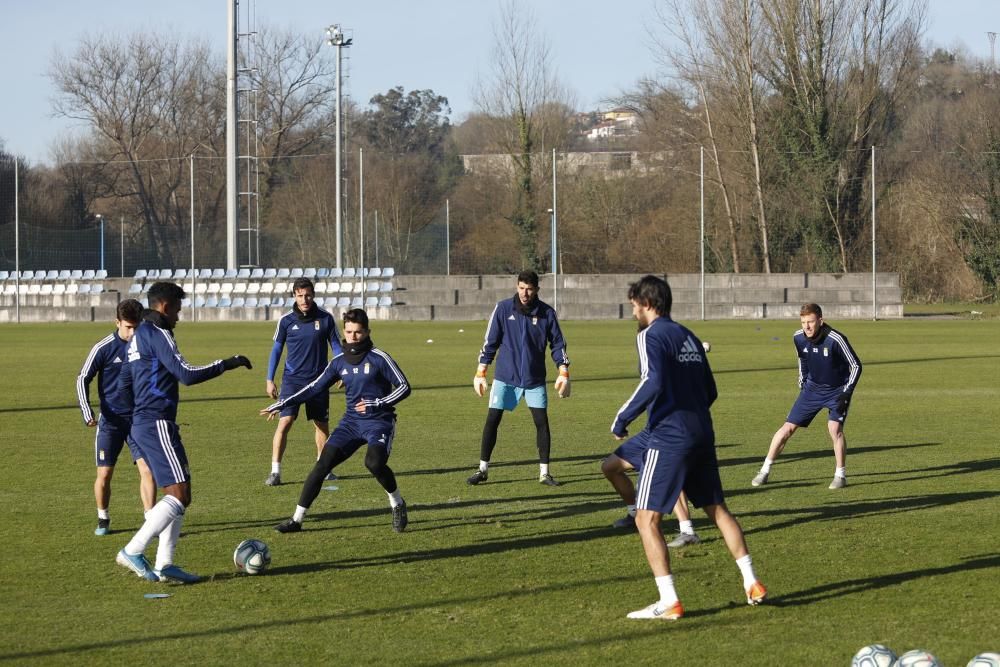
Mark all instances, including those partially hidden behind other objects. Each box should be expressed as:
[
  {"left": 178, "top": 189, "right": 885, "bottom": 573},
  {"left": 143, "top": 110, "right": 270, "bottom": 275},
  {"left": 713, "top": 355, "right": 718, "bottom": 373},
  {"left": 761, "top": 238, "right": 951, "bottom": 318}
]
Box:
[
  {"left": 702, "top": 341, "right": 711, "bottom": 352},
  {"left": 893, "top": 649, "right": 942, "bottom": 667},
  {"left": 852, "top": 644, "right": 897, "bottom": 667},
  {"left": 233, "top": 539, "right": 271, "bottom": 575},
  {"left": 967, "top": 653, "right": 1000, "bottom": 667}
]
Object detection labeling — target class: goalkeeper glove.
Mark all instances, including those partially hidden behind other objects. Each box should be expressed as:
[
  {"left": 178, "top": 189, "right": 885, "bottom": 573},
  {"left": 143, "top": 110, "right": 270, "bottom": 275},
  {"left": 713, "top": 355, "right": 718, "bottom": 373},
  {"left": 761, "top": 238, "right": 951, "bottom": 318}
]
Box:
[
  {"left": 836, "top": 393, "right": 851, "bottom": 413},
  {"left": 222, "top": 355, "right": 253, "bottom": 371},
  {"left": 473, "top": 364, "right": 488, "bottom": 397},
  {"left": 554, "top": 367, "right": 570, "bottom": 398}
]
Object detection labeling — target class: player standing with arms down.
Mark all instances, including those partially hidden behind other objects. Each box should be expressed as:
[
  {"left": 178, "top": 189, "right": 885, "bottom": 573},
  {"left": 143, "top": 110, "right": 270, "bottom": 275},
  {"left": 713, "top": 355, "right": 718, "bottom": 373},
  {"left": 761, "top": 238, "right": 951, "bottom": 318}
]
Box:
[
  {"left": 115, "top": 282, "right": 253, "bottom": 583},
  {"left": 264, "top": 309, "right": 412, "bottom": 533},
  {"left": 76, "top": 299, "right": 155, "bottom": 536},
  {"left": 606, "top": 275, "right": 766, "bottom": 619},
  {"left": 467, "top": 270, "right": 570, "bottom": 487},
  {"left": 265, "top": 277, "right": 342, "bottom": 486},
  {"left": 751, "top": 303, "right": 862, "bottom": 489}
]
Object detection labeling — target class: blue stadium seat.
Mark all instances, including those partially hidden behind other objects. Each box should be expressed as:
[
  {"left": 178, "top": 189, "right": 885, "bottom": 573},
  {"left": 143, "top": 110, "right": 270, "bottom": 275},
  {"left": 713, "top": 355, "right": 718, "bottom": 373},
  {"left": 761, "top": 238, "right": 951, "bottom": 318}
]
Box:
[
  {"left": 337, "top": 297, "right": 351, "bottom": 308},
  {"left": 231, "top": 297, "right": 246, "bottom": 307},
  {"left": 219, "top": 296, "right": 233, "bottom": 307},
  {"left": 316, "top": 268, "right": 330, "bottom": 278},
  {"left": 0, "top": 271, "right": 8, "bottom": 281},
  {"left": 82, "top": 270, "right": 96, "bottom": 280},
  {"left": 128, "top": 283, "right": 143, "bottom": 294},
  {"left": 250, "top": 268, "right": 265, "bottom": 279},
  {"left": 382, "top": 267, "right": 395, "bottom": 278},
  {"left": 57, "top": 270, "right": 71, "bottom": 280},
  {"left": 290, "top": 268, "right": 304, "bottom": 278},
  {"left": 365, "top": 296, "right": 379, "bottom": 308},
  {"left": 224, "top": 268, "right": 238, "bottom": 279},
  {"left": 368, "top": 267, "right": 382, "bottom": 278},
  {"left": 276, "top": 268, "right": 291, "bottom": 279},
  {"left": 245, "top": 296, "right": 259, "bottom": 308},
  {"left": 378, "top": 295, "right": 393, "bottom": 307},
  {"left": 174, "top": 268, "right": 188, "bottom": 279},
  {"left": 211, "top": 268, "right": 225, "bottom": 280},
  {"left": 329, "top": 267, "right": 343, "bottom": 278},
  {"left": 70, "top": 270, "right": 83, "bottom": 280},
  {"left": 134, "top": 269, "right": 148, "bottom": 279},
  {"left": 342, "top": 268, "right": 356, "bottom": 278},
  {"left": 237, "top": 268, "right": 251, "bottom": 279}
]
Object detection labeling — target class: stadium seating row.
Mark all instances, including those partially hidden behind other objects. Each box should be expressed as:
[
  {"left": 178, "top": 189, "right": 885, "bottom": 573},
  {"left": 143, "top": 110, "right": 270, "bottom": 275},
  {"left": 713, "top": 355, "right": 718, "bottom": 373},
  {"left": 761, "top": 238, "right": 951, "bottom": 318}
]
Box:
[
  {"left": 171, "top": 295, "right": 393, "bottom": 309},
  {"left": 0, "top": 269, "right": 109, "bottom": 281},
  {"left": 2, "top": 283, "right": 106, "bottom": 296},
  {"left": 134, "top": 267, "right": 394, "bottom": 281},
  {"left": 128, "top": 281, "right": 394, "bottom": 296}
]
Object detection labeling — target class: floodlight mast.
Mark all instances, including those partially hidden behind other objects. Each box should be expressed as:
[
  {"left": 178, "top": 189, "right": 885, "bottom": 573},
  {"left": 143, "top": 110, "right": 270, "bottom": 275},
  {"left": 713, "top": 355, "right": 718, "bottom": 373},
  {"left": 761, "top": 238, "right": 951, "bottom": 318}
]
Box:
[{"left": 326, "top": 24, "right": 352, "bottom": 269}]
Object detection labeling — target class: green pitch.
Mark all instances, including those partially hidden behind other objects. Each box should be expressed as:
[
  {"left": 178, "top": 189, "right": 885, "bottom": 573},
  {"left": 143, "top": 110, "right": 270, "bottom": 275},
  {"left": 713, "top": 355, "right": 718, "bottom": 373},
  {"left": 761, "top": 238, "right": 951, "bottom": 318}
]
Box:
[{"left": 0, "top": 318, "right": 997, "bottom": 665}]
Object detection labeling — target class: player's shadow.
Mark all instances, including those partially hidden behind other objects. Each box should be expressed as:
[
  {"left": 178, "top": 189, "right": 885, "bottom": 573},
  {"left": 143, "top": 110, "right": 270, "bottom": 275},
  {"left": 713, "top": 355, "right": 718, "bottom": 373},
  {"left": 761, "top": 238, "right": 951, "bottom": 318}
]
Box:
[
  {"left": 714, "top": 441, "right": 943, "bottom": 470},
  {"left": 768, "top": 553, "right": 1000, "bottom": 608},
  {"left": 263, "top": 523, "right": 629, "bottom": 577},
  {"left": 741, "top": 489, "right": 999, "bottom": 536},
  {"left": 393, "top": 453, "right": 610, "bottom": 479}
]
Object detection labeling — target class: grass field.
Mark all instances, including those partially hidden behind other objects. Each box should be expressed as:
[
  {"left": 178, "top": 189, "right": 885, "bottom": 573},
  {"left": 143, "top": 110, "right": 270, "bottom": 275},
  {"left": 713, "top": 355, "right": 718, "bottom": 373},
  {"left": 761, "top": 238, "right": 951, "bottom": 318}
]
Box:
[{"left": 1, "top": 316, "right": 998, "bottom": 665}]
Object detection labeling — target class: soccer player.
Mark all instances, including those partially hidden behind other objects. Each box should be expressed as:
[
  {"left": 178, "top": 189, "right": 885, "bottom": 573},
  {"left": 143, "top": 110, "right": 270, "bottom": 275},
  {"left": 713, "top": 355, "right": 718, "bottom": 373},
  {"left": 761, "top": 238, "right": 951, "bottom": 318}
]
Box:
[
  {"left": 76, "top": 298, "right": 155, "bottom": 536},
  {"left": 264, "top": 309, "right": 412, "bottom": 533},
  {"left": 115, "top": 282, "right": 253, "bottom": 583},
  {"left": 467, "top": 270, "right": 570, "bottom": 487},
  {"left": 265, "top": 277, "right": 342, "bottom": 486},
  {"left": 606, "top": 275, "right": 766, "bottom": 619},
  {"left": 751, "top": 303, "right": 862, "bottom": 489}
]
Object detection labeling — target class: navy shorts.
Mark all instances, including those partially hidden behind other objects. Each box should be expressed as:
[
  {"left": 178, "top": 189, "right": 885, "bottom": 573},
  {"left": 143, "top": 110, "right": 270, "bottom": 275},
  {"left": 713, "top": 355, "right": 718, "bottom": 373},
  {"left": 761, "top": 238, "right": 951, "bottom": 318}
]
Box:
[
  {"left": 787, "top": 386, "right": 849, "bottom": 427},
  {"left": 130, "top": 419, "right": 190, "bottom": 488},
  {"left": 323, "top": 416, "right": 397, "bottom": 459},
  {"left": 279, "top": 378, "right": 330, "bottom": 422},
  {"left": 94, "top": 414, "right": 143, "bottom": 467},
  {"left": 618, "top": 430, "right": 725, "bottom": 514}
]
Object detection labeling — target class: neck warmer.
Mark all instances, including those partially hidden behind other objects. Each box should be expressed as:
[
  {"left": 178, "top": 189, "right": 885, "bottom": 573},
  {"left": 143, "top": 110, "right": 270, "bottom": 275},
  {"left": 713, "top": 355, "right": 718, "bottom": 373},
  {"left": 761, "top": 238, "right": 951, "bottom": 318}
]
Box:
[
  {"left": 143, "top": 308, "right": 174, "bottom": 334},
  {"left": 342, "top": 336, "right": 374, "bottom": 365},
  {"left": 294, "top": 303, "right": 318, "bottom": 322},
  {"left": 808, "top": 323, "right": 831, "bottom": 344}
]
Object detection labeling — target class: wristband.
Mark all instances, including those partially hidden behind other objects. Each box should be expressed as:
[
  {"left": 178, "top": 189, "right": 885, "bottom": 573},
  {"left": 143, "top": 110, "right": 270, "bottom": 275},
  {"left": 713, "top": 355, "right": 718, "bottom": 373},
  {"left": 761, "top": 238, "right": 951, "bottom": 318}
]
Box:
[
  {"left": 476, "top": 370, "right": 487, "bottom": 378},
  {"left": 559, "top": 369, "right": 569, "bottom": 377}
]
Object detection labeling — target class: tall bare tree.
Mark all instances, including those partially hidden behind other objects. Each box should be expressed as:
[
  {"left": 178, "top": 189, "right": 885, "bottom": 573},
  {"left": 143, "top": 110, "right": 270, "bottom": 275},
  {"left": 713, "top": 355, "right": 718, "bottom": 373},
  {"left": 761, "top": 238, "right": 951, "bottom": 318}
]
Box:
[
  {"left": 474, "top": 0, "right": 569, "bottom": 271},
  {"left": 50, "top": 32, "right": 224, "bottom": 265}
]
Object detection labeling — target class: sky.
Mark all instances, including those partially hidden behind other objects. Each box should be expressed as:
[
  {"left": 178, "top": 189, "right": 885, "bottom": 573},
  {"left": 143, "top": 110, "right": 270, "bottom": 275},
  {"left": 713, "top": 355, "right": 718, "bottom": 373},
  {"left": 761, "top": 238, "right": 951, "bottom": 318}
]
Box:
[{"left": 2, "top": 0, "right": 998, "bottom": 165}]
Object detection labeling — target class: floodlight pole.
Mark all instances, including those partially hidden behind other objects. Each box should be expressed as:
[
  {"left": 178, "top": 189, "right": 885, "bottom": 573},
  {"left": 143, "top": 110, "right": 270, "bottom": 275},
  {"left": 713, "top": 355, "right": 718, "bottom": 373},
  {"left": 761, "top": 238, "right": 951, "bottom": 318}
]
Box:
[
  {"left": 551, "top": 148, "right": 558, "bottom": 314},
  {"left": 871, "top": 145, "right": 877, "bottom": 321},
  {"left": 225, "top": 0, "right": 238, "bottom": 270},
  {"left": 359, "top": 146, "right": 364, "bottom": 303},
  {"left": 446, "top": 199, "right": 450, "bottom": 276},
  {"left": 327, "top": 24, "right": 352, "bottom": 269},
  {"left": 700, "top": 145, "right": 705, "bottom": 320},
  {"left": 14, "top": 158, "right": 20, "bottom": 324}
]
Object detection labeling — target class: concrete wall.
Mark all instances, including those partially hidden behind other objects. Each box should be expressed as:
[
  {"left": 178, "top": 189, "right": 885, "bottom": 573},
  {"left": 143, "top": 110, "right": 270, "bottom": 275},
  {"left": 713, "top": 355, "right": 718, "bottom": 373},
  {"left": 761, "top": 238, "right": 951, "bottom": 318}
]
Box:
[{"left": 1, "top": 272, "right": 901, "bottom": 323}]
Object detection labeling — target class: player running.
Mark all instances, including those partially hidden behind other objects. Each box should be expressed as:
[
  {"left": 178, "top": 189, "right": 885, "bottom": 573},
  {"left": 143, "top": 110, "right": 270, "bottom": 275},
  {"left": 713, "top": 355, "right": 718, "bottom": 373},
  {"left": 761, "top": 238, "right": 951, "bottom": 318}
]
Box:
[
  {"left": 264, "top": 309, "right": 412, "bottom": 533},
  {"left": 76, "top": 298, "right": 155, "bottom": 536},
  {"left": 606, "top": 275, "right": 766, "bottom": 619},
  {"left": 264, "top": 277, "right": 342, "bottom": 486},
  {"left": 751, "top": 303, "right": 862, "bottom": 489},
  {"left": 114, "top": 282, "right": 253, "bottom": 584}
]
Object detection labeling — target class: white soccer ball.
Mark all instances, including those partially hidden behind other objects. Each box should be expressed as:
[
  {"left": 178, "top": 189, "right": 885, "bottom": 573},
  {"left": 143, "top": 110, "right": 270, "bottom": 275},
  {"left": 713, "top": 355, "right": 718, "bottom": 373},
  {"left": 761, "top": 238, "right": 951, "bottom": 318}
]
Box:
[
  {"left": 702, "top": 341, "right": 711, "bottom": 352},
  {"left": 426, "top": 339, "right": 433, "bottom": 343},
  {"left": 234, "top": 538, "right": 271, "bottom": 575},
  {"left": 852, "top": 644, "right": 897, "bottom": 667},
  {"left": 968, "top": 653, "right": 1000, "bottom": 667},
  {"left": 893, "top": 649, "right": 942, "bottom": 667}
]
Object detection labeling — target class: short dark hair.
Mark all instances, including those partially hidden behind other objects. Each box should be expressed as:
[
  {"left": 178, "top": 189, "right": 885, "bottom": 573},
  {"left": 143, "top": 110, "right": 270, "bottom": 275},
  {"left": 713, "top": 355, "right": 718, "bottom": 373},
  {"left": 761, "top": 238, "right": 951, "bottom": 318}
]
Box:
[
  {"left": 146, "top": 281, "right": 186, "bottom": 307},
  {"left": 291, "top": 277, "right": 315, "bottom": 295},
  {"left": 627, "top": 275, "right": 672, "bottom": 316},
  {"left": 800, "top": 303, "right": 823, "bottom": 318},
  {"left": 117, "top": 298, "right": 144, "bottom": 323},
  {"left": 343, "top": 308, "right": 369, "bottom": 330},
  {"left": 517, "top": 270, "right": 539, "bottom": 288}
]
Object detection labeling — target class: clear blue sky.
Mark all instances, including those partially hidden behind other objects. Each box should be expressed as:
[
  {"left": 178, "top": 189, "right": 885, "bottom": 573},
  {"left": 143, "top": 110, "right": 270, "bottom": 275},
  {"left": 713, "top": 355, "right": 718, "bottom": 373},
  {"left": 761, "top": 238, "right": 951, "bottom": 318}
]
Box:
[{"left": 2, "top": 0, "right": 998, "bottom": 165}]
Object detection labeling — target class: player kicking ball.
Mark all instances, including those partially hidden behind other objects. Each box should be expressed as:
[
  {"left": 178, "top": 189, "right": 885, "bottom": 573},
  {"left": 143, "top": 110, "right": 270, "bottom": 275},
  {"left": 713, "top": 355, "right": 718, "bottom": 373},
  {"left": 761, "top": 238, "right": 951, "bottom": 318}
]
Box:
[
  {"left": 608, "top": 275, "right": 766, "bottom": 619},
  {"left": 263, "top": 309, "right": 412, "bottom": 534}
]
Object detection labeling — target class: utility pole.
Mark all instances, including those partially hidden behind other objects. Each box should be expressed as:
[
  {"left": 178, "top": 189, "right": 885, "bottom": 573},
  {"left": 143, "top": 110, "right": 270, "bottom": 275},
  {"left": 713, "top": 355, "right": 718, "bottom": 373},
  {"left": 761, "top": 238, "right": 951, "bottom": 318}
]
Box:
[{"left": 326, "top": 24, "right": 352, "bottom": 269}]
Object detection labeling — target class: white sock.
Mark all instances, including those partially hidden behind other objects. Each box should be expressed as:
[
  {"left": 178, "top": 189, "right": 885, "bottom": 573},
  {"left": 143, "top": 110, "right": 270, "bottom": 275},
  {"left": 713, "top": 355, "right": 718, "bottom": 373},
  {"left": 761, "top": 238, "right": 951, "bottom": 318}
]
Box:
[
  {"left": 479, "top": 460, "right": 489, "bottom": 473},
  {"left": 271, "top": 462, "right": 281, "bottom": 475},
  {"left": 292, "top": 505, "right": 308, "bottom": 523},
  {"left": 387, "top": 489, "right": 403, "bottom": 508},
  {"left": 154, "top": 514, "right": 184, "bottom": 571},
  {"left": 124, "top": 495, "right": 184, "bottom": 556},
  {"left": 540, "top": 463, "right": 549, "bottom": 477},
  {"left": 97, "top": 508, "right": 110, "bottom": 520},
  {"left": 736, "top": 554, "right": 757, "bottom": 589},
  {"left": 654, "top": 574, "right": 678, "bottom": 606},
  {"left": 760, "top": 458, "right": 774, "bottom": 474},
  {"left": 678, "top": 520, "right": 695, "bottom": 535},
  {"left": 834, "top": 467, "right": 846, "bottom": 479},
  {"left": 627, "top": 504, "right": 637, "bottom": 517}
]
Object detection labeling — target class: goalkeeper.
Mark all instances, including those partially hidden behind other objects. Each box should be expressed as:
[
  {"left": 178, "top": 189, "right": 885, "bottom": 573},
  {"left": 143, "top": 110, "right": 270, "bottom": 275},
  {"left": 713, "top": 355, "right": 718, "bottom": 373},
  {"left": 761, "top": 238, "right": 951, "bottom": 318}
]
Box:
[{"left": 467, "top": 270, "right": 570, "bottom": 487}]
